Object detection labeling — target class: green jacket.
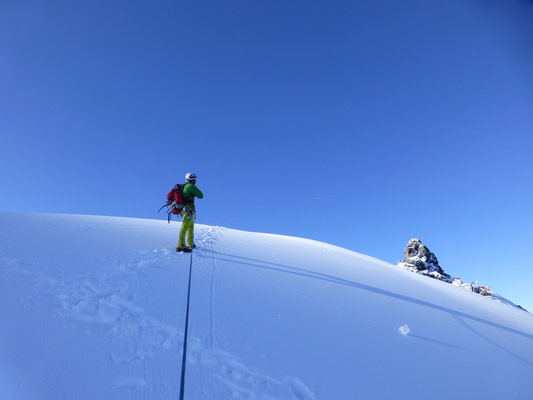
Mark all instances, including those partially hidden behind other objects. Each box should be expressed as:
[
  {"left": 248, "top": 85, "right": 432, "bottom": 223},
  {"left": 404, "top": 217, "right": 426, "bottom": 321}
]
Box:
[{"left": 182, "top": 182, "right": 203, "bottom": 210}]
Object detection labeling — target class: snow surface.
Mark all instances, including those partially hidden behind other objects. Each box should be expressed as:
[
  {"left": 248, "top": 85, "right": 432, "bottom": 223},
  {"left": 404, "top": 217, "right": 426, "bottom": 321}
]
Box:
[{"left": 1, "top": 212, "right": 533, "bottom": 399}]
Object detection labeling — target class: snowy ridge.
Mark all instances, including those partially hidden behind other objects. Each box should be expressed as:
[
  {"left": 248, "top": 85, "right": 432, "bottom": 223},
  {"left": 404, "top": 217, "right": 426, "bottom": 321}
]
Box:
[{"left": 1, "top": 212, "right": 533, "bottom": 399}]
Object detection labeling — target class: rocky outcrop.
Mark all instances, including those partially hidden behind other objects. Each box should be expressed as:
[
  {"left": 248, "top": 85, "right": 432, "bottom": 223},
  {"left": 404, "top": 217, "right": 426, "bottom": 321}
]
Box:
[
  {"left": 397, "top": 238, "right": 453, "bottom": 283},
  {"left": 395, "top": 239, "right": 531, "bottom": 311},
  {"left": 397, "top": 238, "right": 492, "bottom": 296}
]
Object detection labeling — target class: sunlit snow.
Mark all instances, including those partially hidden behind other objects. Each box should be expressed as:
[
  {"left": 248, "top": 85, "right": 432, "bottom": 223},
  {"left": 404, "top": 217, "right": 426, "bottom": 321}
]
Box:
[{"left": 1, "top": 212, "right": 532, "bottom": 399}]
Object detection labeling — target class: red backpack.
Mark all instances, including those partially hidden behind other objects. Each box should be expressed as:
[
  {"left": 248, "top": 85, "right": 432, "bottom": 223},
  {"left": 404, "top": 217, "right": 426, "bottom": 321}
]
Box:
[
  {"left": 167, "top": 184, "right": 186, "bottom": 215},
  {"left": 159, "top": 184, "right": 194, "bottom": 223}
]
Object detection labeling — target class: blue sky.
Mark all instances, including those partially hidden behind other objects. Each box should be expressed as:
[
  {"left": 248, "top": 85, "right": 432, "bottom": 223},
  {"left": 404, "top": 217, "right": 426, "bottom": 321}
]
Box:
[{"left": 1, "top": 0, "right": 532, "bottom": 310}]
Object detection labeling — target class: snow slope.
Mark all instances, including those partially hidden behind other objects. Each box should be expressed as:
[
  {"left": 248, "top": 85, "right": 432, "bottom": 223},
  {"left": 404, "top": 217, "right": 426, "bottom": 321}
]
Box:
[{"left": 1, "top": 212, "right": 532, "bottom": 399}]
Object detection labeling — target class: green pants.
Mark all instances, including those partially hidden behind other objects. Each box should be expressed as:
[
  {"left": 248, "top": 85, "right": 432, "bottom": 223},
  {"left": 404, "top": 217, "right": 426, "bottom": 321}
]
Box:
[{"left": 178, "top": 212, "right": 195, "bottom": 248}]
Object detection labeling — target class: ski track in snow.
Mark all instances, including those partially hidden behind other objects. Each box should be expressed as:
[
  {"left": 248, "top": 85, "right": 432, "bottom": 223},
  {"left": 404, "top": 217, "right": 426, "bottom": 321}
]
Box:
[
  {"left": 1, "top": 226, "right": 317, "bottom": 400},
  {"left": 199, "top": 226, "right": 224, "bottom": 351}
]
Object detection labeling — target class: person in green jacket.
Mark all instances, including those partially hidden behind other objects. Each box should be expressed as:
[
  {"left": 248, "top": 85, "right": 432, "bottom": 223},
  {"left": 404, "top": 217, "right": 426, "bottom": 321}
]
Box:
[{"left": 176, "top": 172, "right": 204, "bottom": 252}]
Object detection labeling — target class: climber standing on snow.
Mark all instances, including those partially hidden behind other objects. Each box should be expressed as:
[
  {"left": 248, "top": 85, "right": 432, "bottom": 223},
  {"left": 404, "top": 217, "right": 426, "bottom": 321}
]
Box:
[{"left": 170, "top": 173, "right": 204, "bottom": 253}]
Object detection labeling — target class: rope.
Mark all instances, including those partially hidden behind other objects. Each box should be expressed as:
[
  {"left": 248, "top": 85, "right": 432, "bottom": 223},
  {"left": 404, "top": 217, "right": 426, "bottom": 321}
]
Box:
[{"left": 179, "top": 251, "right": 194, "bottom": 400}]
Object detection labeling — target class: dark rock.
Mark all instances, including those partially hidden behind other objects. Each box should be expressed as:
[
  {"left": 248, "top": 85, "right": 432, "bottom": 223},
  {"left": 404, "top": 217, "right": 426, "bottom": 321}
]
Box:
[
  {"left": 397, "top": 238, "right": 452, "bottom": 283},
  {"left": 395, "top": 239, "right": 529, "bottom": 310}
]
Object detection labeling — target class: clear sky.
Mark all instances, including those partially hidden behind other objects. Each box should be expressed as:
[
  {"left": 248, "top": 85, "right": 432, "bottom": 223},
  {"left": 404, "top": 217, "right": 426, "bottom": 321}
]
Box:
[{"left": 1, "top": 0, "right": 532, "bottom": 310}]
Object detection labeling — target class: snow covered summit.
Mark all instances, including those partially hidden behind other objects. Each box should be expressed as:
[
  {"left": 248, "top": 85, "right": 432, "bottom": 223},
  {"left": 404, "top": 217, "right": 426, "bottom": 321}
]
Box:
[{"left": 1, "top": 212, "right": 533, "bottom": 399}]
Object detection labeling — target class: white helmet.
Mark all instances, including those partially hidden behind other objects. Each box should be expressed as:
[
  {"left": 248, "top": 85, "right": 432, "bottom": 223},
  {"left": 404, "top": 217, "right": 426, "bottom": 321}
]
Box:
[{"left": 185, "top": 172, "right": 197, "bottom": 181}]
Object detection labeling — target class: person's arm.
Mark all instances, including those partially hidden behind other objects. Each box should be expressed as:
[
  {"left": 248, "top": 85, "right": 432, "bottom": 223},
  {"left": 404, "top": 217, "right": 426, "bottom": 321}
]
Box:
[{"left": 192, "top": 186, "right": 204, "bottom": 199}]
